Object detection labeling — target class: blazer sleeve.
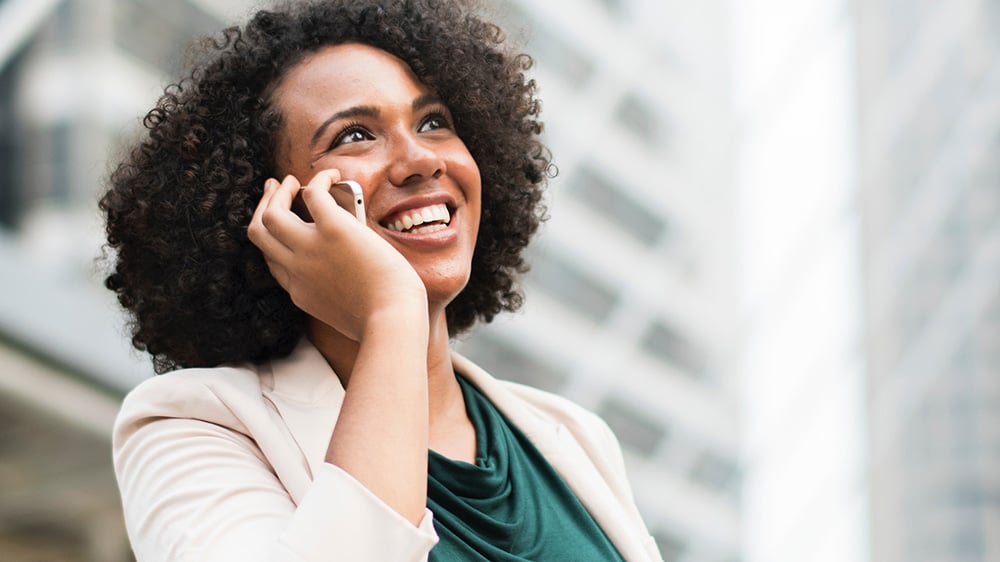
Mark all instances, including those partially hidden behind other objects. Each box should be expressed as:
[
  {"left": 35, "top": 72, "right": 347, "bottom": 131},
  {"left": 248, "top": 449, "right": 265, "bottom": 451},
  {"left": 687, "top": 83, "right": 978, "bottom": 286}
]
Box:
[
  {"left": 589, "top": 415, "right": 664, "bottom": 562},
  {"left": 113, "top": 382, "right": 438, "bottom": 562}
]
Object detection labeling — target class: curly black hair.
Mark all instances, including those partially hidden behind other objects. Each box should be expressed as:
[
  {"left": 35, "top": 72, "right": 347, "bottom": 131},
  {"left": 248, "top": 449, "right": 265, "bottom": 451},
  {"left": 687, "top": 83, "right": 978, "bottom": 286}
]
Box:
[{"left": 101, "top": 0, "right": 550, "bottom": 374}]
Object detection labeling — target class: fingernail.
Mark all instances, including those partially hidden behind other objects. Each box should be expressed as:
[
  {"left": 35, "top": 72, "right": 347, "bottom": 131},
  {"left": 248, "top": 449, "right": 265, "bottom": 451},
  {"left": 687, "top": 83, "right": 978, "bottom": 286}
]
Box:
[{"left": 264, "top": 178, "right": 278, "bottom": 191}]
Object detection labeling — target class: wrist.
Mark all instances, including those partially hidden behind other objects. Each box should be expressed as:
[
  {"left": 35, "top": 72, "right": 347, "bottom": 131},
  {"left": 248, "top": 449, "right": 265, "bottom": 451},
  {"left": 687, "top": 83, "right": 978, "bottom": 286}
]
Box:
[{"left": 362, "top": 295, "right": 429, "bottom": 343}]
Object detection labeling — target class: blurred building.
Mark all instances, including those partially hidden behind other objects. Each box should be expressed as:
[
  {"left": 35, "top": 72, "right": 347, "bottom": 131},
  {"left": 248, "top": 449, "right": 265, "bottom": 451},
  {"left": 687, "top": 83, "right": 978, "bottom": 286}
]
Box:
[
  {"left": 7, "top": 0, "right": 996, "bottom": 562},
  {"left": 729, "top": 1, "right": 868, "bottom": 561},
  {"left": 856, "top": 0, "right": 1000, "bottom": 560},
  {"left": 457, "top": 1, "right": 743, "bottom": 560},
  {"left": 1, "top": 0, "right": 744, "bottom": 561},
  {"left": 0, "top": 0, "right": 240, "bottom": 560}
]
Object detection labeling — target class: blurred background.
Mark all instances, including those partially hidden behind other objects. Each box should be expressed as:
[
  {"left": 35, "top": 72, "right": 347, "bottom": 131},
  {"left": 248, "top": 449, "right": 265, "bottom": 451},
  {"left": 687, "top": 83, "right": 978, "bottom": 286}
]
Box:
[{"left": 0, "top": 0, "right": 996, "bottom": 560}]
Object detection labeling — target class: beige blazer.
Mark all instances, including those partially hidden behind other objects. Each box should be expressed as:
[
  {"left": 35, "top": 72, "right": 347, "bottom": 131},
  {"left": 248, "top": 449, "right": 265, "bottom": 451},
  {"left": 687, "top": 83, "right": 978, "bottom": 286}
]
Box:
[{"left": 113, "top": 339, "right": 663, "bottom": 561}]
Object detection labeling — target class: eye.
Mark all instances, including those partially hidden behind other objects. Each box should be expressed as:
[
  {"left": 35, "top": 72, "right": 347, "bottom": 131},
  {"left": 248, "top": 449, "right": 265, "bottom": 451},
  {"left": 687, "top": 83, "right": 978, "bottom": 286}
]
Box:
[
  {"left": 331, "top": 123, "right": 374, "bottom": 148},
  {"left": 418, "top": 112, "right": 452, "bottom": 133}
]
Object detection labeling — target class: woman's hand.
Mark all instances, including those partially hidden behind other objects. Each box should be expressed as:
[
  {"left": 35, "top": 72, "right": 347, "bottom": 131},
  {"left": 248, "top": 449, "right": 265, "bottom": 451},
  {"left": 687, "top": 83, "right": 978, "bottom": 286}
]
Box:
[
  {"left": 247, "top": 170, "right": 427, "bottom": 340},
  {"left": 250, "top": 170, "right": 432, "bottom": 525}
]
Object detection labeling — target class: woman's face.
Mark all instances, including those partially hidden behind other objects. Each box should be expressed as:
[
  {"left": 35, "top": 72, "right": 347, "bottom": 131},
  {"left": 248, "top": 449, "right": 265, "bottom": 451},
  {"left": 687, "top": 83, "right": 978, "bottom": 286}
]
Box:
[{"left": 271, "top": 43, "right": 482, "bottom": 308}]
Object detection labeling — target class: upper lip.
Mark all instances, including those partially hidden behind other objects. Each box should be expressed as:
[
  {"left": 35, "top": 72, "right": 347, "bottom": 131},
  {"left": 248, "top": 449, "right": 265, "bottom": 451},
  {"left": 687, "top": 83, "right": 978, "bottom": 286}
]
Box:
[{"left": 379, "top": 192, "right": 458, "bottom": 226}]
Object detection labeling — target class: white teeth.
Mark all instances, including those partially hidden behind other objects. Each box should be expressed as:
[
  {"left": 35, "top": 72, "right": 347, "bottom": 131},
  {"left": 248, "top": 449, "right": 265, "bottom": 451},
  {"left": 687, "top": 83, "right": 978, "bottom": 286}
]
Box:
[
  {"left": 385, "top": 203, "right": 451, "bottom": 232},
  {"left": 411, "top": 223, "right": 447, "bottom": 233}
]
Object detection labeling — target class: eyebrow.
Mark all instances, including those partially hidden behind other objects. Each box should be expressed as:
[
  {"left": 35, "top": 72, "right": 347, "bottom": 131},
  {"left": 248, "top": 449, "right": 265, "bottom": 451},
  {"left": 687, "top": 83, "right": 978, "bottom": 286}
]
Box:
[
  {"left": 412, "top": 94, "right": 443, "bottom": 112},
  {"left": 310, "top": 106, "right": 379, "bottom": 148},
  {"left": 309, "top": 95, "right": 446, "bottom": 148}
]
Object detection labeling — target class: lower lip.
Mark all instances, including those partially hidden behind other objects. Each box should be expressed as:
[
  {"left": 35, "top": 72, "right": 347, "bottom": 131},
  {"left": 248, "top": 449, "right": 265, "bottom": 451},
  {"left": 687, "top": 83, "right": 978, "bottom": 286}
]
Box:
[{"left": 380, "top": 215, "right": 460, "bottom": 249}]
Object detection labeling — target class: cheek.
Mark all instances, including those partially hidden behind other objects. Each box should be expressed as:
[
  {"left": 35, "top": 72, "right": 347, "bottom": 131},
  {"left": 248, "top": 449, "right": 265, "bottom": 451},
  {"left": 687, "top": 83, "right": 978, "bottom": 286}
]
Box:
[
  {"left": 452, "top": 150, "right": 482, "bottom": 201},
  {"left": 313, "top": 163, "right": 382, "bottom": 196},
  {"left": 457, "top": 146, "right": 480, "bottom": 179}
]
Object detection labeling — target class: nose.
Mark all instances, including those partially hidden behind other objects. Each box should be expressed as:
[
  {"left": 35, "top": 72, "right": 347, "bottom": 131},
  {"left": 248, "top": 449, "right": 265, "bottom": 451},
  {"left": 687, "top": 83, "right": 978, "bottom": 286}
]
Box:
[{"left": 387, "top": 132, "right": 446, "bottom": 187}]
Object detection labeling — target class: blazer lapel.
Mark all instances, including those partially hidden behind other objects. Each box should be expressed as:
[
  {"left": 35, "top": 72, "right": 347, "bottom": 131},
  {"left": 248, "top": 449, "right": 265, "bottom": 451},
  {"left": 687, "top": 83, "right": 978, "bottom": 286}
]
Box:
[
  {"left": 254, "top": 342, "right": 650, "bottom": 560},
  {"left": 452, "top": 353, "right": 652, "bottom": 562},
  {"left": 260, "top": 340, "right": 346, "bottom": 502}
]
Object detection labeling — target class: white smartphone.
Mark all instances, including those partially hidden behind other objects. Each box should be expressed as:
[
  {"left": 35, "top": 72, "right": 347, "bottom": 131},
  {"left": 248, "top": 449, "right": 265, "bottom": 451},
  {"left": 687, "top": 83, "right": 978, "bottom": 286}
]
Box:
[{"left": 292, "top": 180, "right": 365, "bottom": 223}]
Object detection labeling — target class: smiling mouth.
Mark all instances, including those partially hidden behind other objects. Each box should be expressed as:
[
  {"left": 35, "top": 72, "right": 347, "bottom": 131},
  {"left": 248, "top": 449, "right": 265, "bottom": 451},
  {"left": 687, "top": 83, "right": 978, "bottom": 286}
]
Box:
[{"left": 383, "top": 203, "right": 452, "bottom": 234}]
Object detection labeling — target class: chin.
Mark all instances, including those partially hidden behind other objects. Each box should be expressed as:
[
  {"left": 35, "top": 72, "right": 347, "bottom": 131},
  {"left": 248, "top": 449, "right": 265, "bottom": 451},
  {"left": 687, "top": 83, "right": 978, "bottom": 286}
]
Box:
[{"left": 419, "top": 269, "right": 472, "bottom": 310}]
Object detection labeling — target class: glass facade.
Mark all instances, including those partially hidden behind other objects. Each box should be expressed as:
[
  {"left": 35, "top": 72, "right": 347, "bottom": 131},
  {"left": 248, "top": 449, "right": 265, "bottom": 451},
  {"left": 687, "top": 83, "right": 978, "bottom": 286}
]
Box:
[
  {"left": 465, "top": 1, "right": 741, "bottom": 560},
  {"left": 859, "top": 0, "right": 1000, "bottom": 560},
  {"left": 0, "top": 2, "right": 227, "bottom": 560}
]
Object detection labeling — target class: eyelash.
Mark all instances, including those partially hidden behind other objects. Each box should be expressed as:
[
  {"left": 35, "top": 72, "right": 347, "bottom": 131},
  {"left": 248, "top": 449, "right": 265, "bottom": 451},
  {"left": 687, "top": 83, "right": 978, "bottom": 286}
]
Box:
[
  {"left": 330, "top": 121, "right": 372, "bottom": 148},
  {"left": 419, "top": 111, "right": 453, "bottom": 132},
  {"left": 327, "top": 110, "right": 453, "bottom": 150}
]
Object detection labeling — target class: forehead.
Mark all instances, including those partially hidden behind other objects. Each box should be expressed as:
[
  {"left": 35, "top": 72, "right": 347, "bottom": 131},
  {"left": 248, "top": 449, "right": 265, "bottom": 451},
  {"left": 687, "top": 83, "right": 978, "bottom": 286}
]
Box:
[{"left": 272, "top": 43, "right": 431, "bottom": 119}]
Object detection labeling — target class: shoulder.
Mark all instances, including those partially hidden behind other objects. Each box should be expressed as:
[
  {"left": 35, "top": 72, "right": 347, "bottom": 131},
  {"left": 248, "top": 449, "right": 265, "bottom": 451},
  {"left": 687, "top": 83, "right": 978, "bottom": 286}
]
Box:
[
  {"left": 119, "top": 363, "right": 264, "bottom": 414},
  {"left": 501, "top": 380, "right": 609, "bottom": 429},
  {"left": 500, "top": 379, "right": 621, "bottom": 454},
  {"left": 451, "top": 352, "right": 619, "bottom": 457},
  {"left": 453, "top": 352, "right": 651, "bottom": 544},
  {"left": 114, "top": 363, "right": 266, "bottom": 445},
  {"left": 114, "top": 336, "right": 334, "bottom": 432}
]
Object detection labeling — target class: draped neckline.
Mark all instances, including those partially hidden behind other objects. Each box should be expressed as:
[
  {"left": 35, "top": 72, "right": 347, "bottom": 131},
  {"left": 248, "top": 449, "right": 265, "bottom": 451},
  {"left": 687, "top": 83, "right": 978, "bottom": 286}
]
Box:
[{"left": 426, "top": 374, "right": 625, "bottom": 562}]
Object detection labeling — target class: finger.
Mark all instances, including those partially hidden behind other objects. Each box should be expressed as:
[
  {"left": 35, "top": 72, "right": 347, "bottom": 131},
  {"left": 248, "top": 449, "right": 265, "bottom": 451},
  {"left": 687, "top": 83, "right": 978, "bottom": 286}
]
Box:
[
  {"left": 249, "top": 177, "right": 295, "bottom": 261},
  {"left": 266, "top": 174, "right": 302, "bottom": 216},
  {"left": 307, "top": 168, "right": 342, "bottom": 187},
  {"left": 302, "top": 170, "right": 353, "bottom": 225},
  {"left": 248, "top": 177, "right": 284, "bottom": 244},
  {"left": 250, "top": 177, "right": 280, "bottom": 229},
  {"left": 261, "top": 175, "right": 309, "bottom": 245},
  {"left": 250, "top": 223, "right": 295, "bottom": 265},
  {"left": 263, "top": 257, "right": 292, "bottom": 291}
]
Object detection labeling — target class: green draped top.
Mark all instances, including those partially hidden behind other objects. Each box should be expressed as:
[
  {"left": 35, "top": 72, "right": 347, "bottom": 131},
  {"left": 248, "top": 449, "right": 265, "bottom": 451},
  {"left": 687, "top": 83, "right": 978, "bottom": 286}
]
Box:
[{"left": 427, "top": 375, "right": 626, "bottom": 562}]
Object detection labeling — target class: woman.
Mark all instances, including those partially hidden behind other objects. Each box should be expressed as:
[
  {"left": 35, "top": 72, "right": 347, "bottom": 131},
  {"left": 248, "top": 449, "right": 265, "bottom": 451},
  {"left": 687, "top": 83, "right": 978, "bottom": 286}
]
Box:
[{"left": 102, "top": 0, "right": 662, "bottom": 560}]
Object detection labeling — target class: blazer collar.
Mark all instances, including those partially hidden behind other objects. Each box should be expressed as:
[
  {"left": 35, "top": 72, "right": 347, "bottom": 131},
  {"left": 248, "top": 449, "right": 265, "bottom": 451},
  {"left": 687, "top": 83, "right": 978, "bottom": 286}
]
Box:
[
  {"left": 451, "top": 353, "right": 652, "bottom": 562},
  {"left": 259, "top": 339, "right": 345, "bottom": 490},
  {"left": 261, "top": 339, "right": 650, "bottom": 561}
]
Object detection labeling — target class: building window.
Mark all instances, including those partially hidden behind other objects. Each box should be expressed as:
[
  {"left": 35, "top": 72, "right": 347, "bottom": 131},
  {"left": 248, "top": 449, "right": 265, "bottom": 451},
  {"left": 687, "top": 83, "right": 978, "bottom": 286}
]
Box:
[
  {"left": 615, "top": 92, "right": 669, "bottom": 149},
  {"left": 528, "top": 249, "right": 619, "bottom": 323},
  {"left": 640, "top": 319, "right": 707, "bottom": 379},
  {"left": 114, "top": 0, "right": 222, "bottom": 73},
  {"left": 968, "top": 143, "right": 1000, "bottom": 240},
  {"left": 14, "top": 122, "right": 78, "bottom": 211},
  {"left": 457, "top": 334, "right": 568, "bottom": 393},
  {"left": 49, "top": 123, "right": 73, "bottom": 203},
  {"left": 595, "top": 0, "right": 625, "bottom": 17},
  {"left": 887, "top": 0, "right": 927, "bottom": 70},
  {"left": 597, "top": 395, "right": 667, "bottom": 457},
  {"left": 651, "top": 528, "right": 687, "bottom": 562},
  {"left": 887, "top": 46, "right": 966, "bottom": 210},
  {"left": 496, "top": 2, "right": 594, "bottom": 87},
  {"left": 688, "top": 450, "right": 740, "bottom": 497},
  {"left": 572, "top": 167, "right": 668, "bottom": 247},
  {"left": 0, "top": 50, "right": 24, "bottom": 228}
]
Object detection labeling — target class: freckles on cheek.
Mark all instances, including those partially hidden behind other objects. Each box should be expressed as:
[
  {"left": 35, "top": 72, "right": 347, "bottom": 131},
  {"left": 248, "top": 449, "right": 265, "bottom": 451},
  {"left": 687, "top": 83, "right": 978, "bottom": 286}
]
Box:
[{"left": 271, "top": 118, "right": 316, "bottom": 179}]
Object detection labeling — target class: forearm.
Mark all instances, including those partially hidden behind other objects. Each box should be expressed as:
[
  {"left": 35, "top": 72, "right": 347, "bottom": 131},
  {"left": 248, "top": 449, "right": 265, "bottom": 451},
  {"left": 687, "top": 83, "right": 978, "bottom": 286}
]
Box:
[
  {"left": 114, "top": 412, "right": 437, "bottom": 562},
  {"left": 324, "top": 300, "right": 430, "bottom": 525}
]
